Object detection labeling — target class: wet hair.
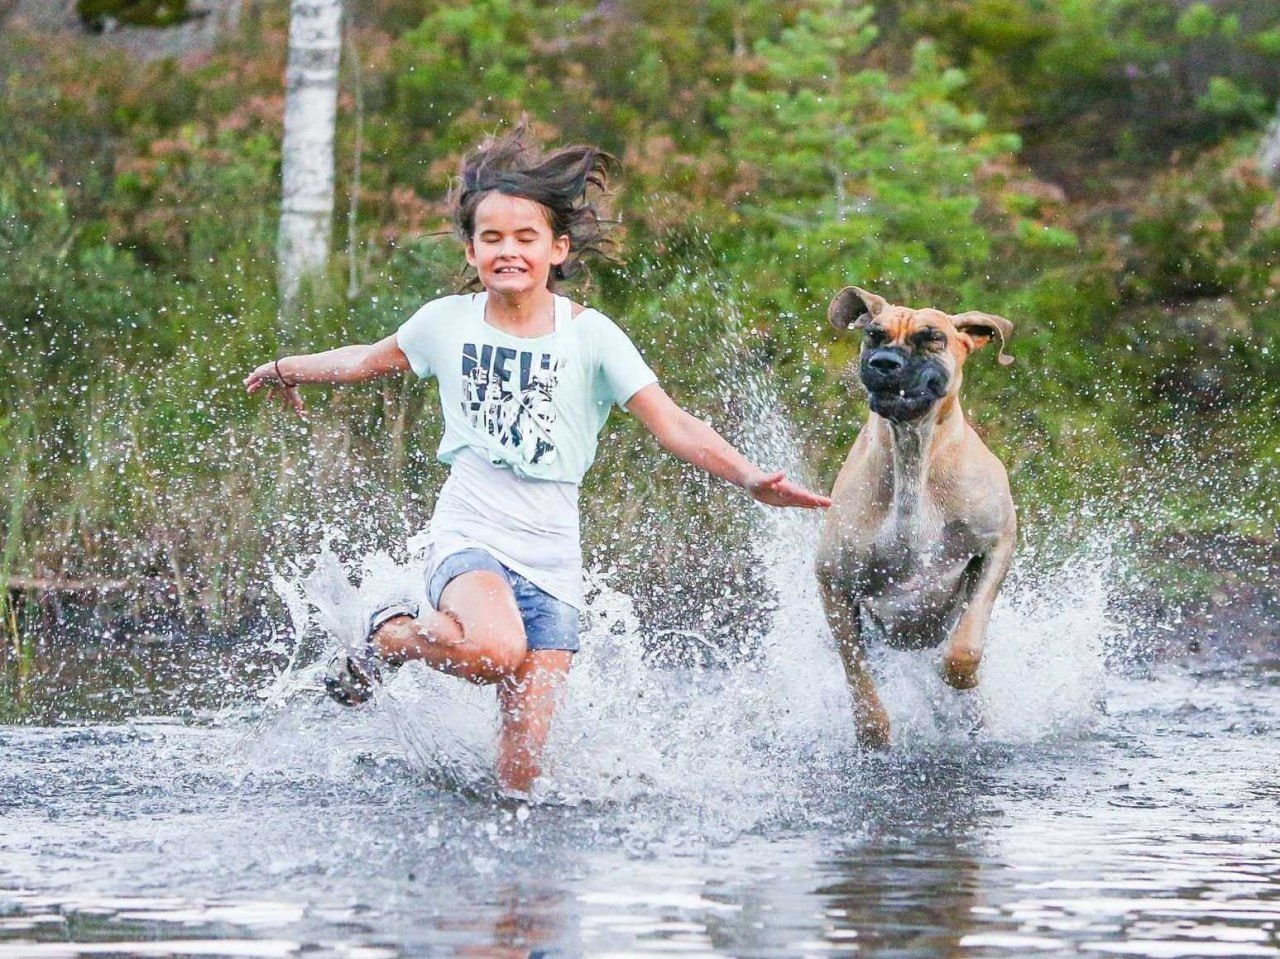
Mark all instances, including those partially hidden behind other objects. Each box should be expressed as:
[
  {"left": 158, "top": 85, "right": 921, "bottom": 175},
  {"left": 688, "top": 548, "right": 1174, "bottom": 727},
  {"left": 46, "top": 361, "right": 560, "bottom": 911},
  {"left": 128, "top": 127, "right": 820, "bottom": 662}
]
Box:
[{"left": 450, "top": 125, "right": 619, "bottom": 289}]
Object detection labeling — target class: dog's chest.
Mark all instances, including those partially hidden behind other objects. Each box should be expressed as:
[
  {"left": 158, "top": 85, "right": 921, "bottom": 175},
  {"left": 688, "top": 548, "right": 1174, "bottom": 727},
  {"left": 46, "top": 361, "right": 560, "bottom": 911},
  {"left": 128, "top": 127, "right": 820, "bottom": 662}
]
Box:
[
  {"left": 841, "top": 510, "right": 981, "bottom": 642},
  {"left": 864, "top": 511, "right": 972, "bottom": 591}
]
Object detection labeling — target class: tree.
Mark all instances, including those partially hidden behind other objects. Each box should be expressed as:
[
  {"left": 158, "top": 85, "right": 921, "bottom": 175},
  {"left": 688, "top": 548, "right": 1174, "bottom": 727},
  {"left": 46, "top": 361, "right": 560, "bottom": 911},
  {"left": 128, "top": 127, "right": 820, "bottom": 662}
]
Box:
[
  {"left": 723, "top": 0, "right": 1024, "bottom": 304},
  {"left": 277, "top": 0, "right": 343, "bottom": 327},
  {"left": 1259, "top": 100, "right": 1280, "bottom": 184}
]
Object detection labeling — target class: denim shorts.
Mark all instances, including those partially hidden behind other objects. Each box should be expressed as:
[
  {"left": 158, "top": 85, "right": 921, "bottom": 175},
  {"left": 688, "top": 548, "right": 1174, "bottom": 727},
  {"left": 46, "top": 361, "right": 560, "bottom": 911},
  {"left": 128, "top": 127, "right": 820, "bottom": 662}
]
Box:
[{"left": 426, "top": 548, "right": 581, "bottom": 654}]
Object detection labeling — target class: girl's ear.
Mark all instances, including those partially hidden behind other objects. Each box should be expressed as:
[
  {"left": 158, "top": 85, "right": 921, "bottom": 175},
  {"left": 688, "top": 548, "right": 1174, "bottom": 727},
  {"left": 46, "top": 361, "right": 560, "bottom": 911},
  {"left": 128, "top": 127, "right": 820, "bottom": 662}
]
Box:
[
  {"left": 464, "top": 238, "right": 478, "bottom": 268},
  {"left": 551, "top": 234, "right": 571, "bottom": 265}
]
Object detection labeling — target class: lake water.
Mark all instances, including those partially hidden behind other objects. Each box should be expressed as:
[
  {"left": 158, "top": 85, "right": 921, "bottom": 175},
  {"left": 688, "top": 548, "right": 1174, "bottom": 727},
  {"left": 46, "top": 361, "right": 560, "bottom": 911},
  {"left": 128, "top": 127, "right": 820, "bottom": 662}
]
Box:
[
  {"left": 2, "top": 521, "right": 1278, "bottom": 958},
  {"left": 2, "top": 379, "right": 1277, "bottom": 958}
]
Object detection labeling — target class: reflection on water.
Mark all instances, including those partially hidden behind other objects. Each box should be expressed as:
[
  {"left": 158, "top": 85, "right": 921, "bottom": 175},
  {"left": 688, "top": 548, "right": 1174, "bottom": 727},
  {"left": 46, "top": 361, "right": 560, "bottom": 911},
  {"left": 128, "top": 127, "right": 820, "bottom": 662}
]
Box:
[{"left": 1, "top": 659, "right": 1278, "bottom": 958}]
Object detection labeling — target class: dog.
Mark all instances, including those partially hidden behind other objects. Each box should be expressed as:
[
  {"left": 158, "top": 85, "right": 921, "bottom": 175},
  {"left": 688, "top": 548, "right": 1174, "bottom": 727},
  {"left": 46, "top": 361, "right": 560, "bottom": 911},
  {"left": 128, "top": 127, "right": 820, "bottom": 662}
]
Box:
[{"left": 815, "top": 287, "right": 1016, "bottom": 748}]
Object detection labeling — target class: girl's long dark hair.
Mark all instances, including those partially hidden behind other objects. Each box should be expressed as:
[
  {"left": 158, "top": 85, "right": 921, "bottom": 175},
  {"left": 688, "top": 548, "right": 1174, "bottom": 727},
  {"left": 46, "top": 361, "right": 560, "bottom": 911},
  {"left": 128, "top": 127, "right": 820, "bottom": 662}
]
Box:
[{"left": 450, "top": 124, "right": 619, "bottom": 288}]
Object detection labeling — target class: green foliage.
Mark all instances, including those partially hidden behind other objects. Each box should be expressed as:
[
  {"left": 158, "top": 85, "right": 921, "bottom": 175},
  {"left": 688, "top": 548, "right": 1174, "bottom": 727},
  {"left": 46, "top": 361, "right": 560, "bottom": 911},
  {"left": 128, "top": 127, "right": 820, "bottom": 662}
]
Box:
[
  {"left": 1174, "top": 3, "right": 1217, "bottom": 40},
  {"left": 1125, "top": 138, "right": 1280, "bottom": 301},
  {"left": 1252, "top": 27, "right": 1280, "bottom": 56},
  {"left": 1, "top": 0, "right": 1278, "bottom": 632},
  {"left": 1197, "top": 76, "right": 1268, "bottom": 122},
  {"left": 77, "top": 0, "right": 190, "bottom": 28},
  {"left": 393, "top": 0, "right": 559, "bottom": 132},
  {"left": 723, "top": 3, "right": 1024, "bottom": 309},
  {"left": 892, "top": 0, "right": 1280, "bottom": 180}
]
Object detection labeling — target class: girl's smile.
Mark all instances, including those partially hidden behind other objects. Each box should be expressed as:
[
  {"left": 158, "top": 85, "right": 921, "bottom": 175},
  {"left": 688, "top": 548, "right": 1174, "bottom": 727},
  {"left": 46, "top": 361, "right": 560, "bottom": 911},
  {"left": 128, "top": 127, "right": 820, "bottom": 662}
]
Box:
[{"left": 466, "top": 193, "right": 570, "bottom": 299}]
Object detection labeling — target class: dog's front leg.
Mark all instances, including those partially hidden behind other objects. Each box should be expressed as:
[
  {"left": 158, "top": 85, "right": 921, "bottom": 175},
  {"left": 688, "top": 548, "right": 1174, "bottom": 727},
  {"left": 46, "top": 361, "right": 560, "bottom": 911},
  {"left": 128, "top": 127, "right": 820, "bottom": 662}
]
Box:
[
  {"left": 941, "top": 525, "right": 1015, "bottom": 690},
  {"left": 820, "top": 587, "right": 891, "bottom": 748}
]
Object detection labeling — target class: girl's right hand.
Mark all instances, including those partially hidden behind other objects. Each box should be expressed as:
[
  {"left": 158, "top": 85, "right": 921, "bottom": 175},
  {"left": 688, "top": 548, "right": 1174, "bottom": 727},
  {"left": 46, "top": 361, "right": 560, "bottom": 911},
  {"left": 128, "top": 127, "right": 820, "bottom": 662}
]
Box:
[{"left": 244, "top": 361, "right": 306, "bottom": 417}]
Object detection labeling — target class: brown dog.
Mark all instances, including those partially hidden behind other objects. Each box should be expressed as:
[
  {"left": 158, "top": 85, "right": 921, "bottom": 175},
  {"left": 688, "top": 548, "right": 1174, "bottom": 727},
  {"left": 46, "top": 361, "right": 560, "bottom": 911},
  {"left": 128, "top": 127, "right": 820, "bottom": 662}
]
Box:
[{"left": 815, "top": 287, "right": 1016, "bottom": 748}]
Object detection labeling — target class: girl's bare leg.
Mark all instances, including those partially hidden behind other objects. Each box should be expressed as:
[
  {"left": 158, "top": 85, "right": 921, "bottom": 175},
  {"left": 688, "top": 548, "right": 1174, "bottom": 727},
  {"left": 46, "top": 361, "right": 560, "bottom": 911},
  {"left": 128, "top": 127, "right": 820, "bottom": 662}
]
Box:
[
  {"left": 371, "top": 571, "right": 573, "bottom": 791},
  {"left": 372, "top": 570, "right": 528, "bottom": 684},
  {"left": 496, "top": 650, "right": 573, "bottom": 793}
]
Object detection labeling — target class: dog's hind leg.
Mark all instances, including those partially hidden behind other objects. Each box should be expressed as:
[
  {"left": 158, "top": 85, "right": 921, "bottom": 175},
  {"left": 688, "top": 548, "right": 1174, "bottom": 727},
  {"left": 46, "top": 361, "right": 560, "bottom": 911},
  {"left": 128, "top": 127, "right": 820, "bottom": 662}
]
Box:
[
  {"left": 941, "top": 523, "right": 1015, "bottom": 690},
  {"left": 820, "top": 588, "right": 891, "bottom": 749}
]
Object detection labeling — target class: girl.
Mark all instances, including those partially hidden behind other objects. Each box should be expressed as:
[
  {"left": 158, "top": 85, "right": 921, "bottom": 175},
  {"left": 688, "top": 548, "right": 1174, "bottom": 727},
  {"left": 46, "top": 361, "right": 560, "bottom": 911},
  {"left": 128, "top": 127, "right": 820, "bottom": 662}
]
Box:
[{"left": 245, "top": 130, "right": 830, "bottom": 794}]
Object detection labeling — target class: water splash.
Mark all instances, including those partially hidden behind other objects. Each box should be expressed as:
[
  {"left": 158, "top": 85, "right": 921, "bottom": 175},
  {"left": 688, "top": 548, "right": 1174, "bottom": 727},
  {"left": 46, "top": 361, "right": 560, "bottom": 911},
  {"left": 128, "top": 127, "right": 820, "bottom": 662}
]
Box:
[{"left": 251, "top": 316, "right": 1118, "bottom": 834}]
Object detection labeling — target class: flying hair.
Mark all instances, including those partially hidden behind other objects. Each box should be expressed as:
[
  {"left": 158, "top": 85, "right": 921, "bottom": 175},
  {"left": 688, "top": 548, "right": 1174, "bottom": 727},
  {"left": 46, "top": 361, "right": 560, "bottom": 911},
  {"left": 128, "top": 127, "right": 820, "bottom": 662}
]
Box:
[{"left": 450, "top": 124, "right": 619, "bottom": 289}]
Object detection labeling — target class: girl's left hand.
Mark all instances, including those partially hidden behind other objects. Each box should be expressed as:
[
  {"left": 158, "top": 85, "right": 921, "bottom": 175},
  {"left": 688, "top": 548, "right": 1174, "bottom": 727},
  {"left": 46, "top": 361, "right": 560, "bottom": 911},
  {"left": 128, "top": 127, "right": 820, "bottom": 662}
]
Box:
[{"left": 746, "top": 471, "right": 832, "bottom": 509}]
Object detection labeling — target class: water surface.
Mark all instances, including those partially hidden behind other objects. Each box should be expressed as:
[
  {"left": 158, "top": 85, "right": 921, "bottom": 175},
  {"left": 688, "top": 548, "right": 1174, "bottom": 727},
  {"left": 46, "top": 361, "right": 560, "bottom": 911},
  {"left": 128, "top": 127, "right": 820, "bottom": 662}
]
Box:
[
  {"left": 2, "top": 378, "right": 1276, "bottom": 958},
  {"left": 2, "top": 600, "right": 1277, "bottom": 958}
]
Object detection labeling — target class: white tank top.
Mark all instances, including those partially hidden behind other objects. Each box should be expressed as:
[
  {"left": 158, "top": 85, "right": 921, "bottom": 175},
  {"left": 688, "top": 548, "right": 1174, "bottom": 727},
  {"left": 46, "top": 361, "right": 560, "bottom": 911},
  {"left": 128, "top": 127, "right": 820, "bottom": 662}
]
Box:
[{"left": 427, "top": 447, "right": 583, "bottom": 608}]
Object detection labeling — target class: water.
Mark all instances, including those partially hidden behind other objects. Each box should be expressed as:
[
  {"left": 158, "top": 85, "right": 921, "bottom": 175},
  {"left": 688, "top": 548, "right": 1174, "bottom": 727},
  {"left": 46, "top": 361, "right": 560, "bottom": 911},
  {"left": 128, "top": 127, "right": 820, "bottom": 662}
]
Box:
[
  {"left": 1, "top": 657, "right": 1278, "bottom": 957},
  {"left": 2, "top": 363, "right": 1278, "bottom": 957}
]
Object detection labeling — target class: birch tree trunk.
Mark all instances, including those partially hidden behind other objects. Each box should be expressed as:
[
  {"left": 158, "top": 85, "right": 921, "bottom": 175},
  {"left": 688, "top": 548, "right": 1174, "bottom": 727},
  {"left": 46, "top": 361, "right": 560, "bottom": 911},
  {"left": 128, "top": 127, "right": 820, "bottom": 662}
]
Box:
[
  {"left": 277, "top": 0, "right": 342, "bottom": 327},
  {"left": 1259, "top": 100, "right": 1280, "bottom": 185}
]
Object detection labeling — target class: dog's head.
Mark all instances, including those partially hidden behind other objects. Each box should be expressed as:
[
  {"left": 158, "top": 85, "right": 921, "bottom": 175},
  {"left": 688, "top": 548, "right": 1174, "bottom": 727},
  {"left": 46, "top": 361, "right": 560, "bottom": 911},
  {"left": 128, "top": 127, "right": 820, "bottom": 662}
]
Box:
[{"left": 829, "top": 286, "right": 1013, "bottom": 423}]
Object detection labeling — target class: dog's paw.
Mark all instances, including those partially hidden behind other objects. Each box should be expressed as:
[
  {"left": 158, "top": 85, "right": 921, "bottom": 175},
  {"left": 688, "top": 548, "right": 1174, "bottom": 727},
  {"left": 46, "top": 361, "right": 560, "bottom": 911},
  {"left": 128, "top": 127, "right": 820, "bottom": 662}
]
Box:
[
  {"left": 854, "top": 707, "right": 892, "bottom": 750},
  {"left": 941, "top": 648, "right": 982, "bottom": 690}
]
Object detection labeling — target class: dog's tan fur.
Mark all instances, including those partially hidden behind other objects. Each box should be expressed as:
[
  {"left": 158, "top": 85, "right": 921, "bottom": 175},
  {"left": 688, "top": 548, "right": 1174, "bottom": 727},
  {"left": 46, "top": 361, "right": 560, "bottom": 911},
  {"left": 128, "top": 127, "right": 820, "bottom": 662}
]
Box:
[{"left": 816, "top": 287, "right": 1016, "bottom": 748}]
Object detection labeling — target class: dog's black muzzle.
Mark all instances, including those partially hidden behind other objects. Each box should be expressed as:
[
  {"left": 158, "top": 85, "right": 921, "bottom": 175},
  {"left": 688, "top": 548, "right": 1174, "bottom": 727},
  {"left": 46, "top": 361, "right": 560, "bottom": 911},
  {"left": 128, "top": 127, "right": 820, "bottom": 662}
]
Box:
[{"left": 859, "top": 348, "right": 950, "bottom": 422}]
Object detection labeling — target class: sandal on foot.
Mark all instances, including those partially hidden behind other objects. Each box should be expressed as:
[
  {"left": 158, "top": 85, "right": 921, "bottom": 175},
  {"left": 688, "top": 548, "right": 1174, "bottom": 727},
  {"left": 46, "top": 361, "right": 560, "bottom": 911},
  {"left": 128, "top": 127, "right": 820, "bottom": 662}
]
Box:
[
  {"left": 323, "top": 643, "right": 382, "bottom": 706},
  {"left": 322, "top": 600, "right": 419, "bottom": 706}
]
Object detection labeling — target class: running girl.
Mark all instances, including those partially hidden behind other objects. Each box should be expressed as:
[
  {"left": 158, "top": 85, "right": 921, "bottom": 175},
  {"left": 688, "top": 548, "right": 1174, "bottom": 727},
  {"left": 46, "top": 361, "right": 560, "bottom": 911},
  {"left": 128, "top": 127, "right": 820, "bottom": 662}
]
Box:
[{"left": 245, "top": 129, "right": 830, "bottom": 794}]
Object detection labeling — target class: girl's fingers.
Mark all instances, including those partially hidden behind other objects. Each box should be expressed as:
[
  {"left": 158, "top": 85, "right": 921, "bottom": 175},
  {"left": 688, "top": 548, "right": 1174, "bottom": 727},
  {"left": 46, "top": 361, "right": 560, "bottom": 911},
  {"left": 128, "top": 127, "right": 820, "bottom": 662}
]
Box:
[
  {"left": 784, "top": 482, "right": 831, "bottom": 508},
  {"left": 249, "top": 374, "right": 306, "bottom": 417},
  {"left": 752, "top": 472, "right": 831, "bottom": 509}
]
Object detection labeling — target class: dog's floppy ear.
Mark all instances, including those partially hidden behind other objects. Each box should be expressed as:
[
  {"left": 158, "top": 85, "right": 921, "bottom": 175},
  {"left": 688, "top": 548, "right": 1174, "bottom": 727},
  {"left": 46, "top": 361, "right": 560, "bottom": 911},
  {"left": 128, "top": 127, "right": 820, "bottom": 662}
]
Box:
[
  {"left": 829, "top": 286, "right": 888, "bottom": 331},
  {"left": 953, "top": 311, "right": 1015, "bottom": 366}
]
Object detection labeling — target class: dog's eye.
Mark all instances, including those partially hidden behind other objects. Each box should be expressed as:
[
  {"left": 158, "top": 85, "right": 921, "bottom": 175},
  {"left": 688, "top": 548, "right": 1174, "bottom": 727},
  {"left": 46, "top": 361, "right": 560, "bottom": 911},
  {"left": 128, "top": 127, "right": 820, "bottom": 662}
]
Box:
[
  {"left": 913, "top": 329, "right": 946, "bottom": 349},
  {"left": 864, "top": 327, "right": 887, "bottom": 344}
]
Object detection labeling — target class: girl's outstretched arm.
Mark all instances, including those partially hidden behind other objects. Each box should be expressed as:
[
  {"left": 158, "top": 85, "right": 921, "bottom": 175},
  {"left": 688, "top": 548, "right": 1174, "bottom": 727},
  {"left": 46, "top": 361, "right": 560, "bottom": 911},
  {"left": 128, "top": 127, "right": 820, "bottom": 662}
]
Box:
[
  {"left": 243, "top": 333, "right": 411, "bottom": 416},
  {"left": 625, "top": 384, "right": 831, "bottom": 509}
]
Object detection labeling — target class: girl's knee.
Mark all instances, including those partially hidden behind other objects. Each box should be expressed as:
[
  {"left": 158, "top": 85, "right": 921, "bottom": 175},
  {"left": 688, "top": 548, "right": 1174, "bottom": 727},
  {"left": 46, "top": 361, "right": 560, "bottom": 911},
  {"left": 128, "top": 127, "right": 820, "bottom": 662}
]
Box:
[
  {"left": 493, "top": 638, "right": 530, "bottom": 676},
  {"left": 469, "top": 622, "right": 528, "bottom": 675},
  {"left": 371, "top": 614, "right": 420, "bottom": 664},
  {"left": 373, "top": 613, "right": 416, "bottom": 642}
]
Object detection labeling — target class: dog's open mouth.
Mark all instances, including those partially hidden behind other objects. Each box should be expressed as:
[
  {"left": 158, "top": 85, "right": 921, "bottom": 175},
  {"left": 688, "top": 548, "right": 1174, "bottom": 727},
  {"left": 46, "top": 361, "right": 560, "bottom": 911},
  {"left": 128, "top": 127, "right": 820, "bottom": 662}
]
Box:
[
  {"left": 865, "top": 386, "right": 943, "bottom": 422},
  {"left": 858, "top": 351, "right": 950, "bottom": 422}
]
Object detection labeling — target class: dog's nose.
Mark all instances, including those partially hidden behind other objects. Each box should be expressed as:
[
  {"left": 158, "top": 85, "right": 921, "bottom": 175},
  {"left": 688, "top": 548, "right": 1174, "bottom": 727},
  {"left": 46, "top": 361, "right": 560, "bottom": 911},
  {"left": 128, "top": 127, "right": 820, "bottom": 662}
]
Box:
[
  {"left": 867, "top": 350, "right": 906, "bottom": 374},
  {"left": 920, "top": 366, "right": 947, "bottom": 394}
]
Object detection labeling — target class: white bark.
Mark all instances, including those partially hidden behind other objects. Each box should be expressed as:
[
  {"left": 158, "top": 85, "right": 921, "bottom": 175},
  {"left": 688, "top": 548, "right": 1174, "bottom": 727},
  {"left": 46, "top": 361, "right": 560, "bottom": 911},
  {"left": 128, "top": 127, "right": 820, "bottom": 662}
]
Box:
[
  {"left": 1260, "top": 100, "right": 1280, "bottom": 185},
  {"left": 277, "top": 0, "right": 343, "bottom": 324},
  {"left": 345, "top": 28, "right": 364, "bottom": 300}
]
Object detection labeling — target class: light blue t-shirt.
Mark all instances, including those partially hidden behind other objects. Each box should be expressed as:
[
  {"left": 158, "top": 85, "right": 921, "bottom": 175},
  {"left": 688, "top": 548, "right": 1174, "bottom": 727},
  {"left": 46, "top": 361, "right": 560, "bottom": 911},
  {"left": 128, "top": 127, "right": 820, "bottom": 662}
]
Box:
[{"left": 396, "top": 292, "right": 658, "bottom": 484}]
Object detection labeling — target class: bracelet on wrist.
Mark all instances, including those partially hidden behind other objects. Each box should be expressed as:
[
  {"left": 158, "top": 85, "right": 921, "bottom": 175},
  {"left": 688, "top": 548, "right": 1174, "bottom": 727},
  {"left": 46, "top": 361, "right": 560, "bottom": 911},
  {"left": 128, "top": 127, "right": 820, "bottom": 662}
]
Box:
[{"left": 274, "top": 358, "right": 298, "bottom": 388}]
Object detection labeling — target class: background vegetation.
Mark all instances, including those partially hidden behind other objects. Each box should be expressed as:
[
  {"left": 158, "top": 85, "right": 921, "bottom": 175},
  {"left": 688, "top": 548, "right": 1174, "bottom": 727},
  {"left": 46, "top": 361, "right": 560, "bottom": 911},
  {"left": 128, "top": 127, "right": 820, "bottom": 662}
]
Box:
[{"left": 2, "top": 0, "right": 1278, "bottom": 675}]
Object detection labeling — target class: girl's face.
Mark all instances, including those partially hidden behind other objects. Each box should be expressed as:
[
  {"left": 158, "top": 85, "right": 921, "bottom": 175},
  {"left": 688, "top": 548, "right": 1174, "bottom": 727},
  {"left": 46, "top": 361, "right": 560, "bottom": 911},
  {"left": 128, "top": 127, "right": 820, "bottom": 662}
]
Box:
[{"left": 465, "top": 193, "right": 570, "bottom": 298}]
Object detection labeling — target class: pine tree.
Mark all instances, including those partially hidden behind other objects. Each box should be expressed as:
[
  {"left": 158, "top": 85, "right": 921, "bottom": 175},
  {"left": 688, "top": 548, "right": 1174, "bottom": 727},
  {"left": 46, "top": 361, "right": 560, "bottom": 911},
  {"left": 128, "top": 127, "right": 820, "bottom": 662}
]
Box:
[{"left": 724, "top": 0, "right": 1021, "bottom": 303}]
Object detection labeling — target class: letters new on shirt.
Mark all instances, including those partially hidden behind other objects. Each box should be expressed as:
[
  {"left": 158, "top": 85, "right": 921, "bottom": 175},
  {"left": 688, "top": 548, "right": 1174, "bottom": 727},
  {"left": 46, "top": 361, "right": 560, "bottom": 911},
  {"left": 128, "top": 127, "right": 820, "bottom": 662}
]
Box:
[
  {"left": 460, "top": 342, "right": 565, "bottom": 466},
  {"left": 395, "top": 292, "right": 658, "bottom": 484}
]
